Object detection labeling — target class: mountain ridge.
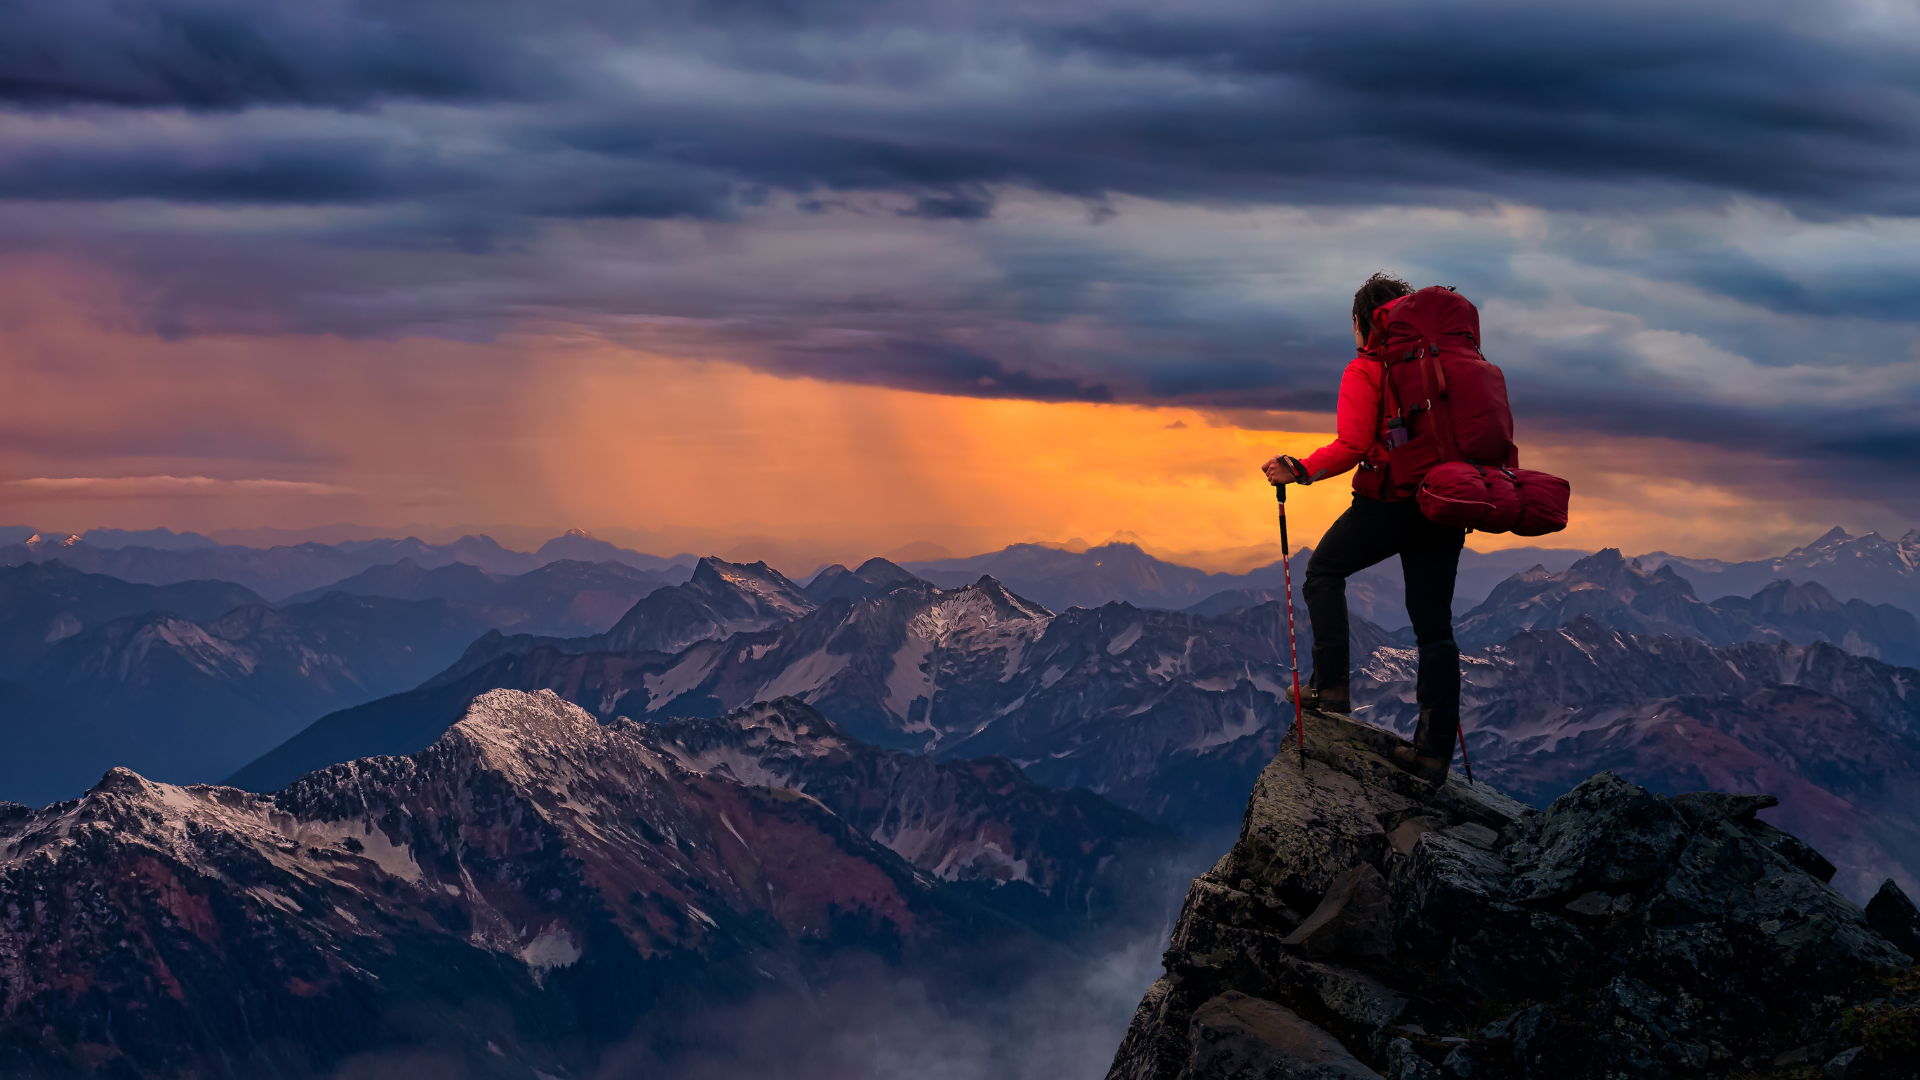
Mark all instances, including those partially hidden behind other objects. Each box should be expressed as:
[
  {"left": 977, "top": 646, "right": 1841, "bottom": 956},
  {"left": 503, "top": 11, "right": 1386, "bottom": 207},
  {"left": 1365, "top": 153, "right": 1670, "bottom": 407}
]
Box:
[{"left": 0, "top": 688, "right": 1179, "bottom": 1077}]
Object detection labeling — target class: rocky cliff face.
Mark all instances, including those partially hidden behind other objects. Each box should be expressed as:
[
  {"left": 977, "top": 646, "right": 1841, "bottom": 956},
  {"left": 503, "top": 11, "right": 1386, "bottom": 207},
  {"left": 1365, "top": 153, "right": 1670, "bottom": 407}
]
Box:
[
  {"left": 1107, "top": 711, "right": 1916, "bottom": 1080},
  {"left": 0, "top": 689, "right": 1127, "bottom": 1079}
]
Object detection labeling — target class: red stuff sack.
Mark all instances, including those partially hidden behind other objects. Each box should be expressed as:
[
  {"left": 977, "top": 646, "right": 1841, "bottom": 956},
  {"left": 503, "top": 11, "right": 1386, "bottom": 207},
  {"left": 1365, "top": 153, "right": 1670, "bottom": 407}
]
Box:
[
  {"left": 1510, "top": 469, "right": 1570, "bottom": 536},
  {"left": 1416, "top": 463, "right": 1524, "bottom": 531}
]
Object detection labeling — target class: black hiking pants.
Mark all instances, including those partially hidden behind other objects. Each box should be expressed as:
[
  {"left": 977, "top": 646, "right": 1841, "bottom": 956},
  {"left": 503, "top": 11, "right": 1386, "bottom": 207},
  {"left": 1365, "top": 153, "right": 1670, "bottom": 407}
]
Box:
[{"left": 1303, "top": 493, "right": 1465, "bottom": 729}]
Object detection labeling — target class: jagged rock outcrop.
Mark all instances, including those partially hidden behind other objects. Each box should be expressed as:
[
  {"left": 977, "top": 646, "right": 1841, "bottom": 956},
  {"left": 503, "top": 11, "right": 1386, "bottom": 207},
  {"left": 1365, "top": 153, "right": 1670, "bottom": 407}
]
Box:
[{"left": 1107, "top": 711, "right": 1915, "bottom": 1080}]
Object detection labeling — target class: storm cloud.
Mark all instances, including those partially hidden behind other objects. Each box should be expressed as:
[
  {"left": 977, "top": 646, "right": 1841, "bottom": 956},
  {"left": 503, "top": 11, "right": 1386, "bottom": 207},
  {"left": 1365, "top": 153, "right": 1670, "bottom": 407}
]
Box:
[{"left": 2, "top": 0, "right": 1917, "bottom": 511}]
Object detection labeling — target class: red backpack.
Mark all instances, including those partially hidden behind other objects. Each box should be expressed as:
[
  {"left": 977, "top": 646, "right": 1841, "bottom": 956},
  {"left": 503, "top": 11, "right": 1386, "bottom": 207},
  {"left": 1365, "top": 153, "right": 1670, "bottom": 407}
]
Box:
[{"left": 1358, "top": 287, "right": 1569, "bottom": 536}]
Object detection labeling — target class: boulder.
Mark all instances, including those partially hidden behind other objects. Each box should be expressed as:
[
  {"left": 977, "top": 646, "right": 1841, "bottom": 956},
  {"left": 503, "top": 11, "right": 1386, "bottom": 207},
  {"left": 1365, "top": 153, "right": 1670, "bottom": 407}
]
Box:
[
  {"left": 1382, "top": 1037, "right": 1442, "bottom": 1079},
  {"left": 1278, "top": 957, "right": 1408, "bottom": 1029},
  {"left": 1225, "top": 728, "right": 1427, "bottom": 913},
  {"left": 1282, "top": 863, "right": 1393, "bottom": 958},
  {"left": 1505, "top": 773, "right": 1688, "bottom": 900},
  {"left": 1505, "top": 1005, "right": 1561, "bottom": 1080},
  {"left": 1186, "top": 992, "right": 1385, "bottom": 1080},
  {"left": 1439, "top": 1044, "right": 1476, "bottom": 1077},
  {"left": 1824, "top": 1045, "right": 1866, "bottom": 1078},
  {"left": 1633, "top": 809, "right": 1911, "bottom": 1023},
  {"left": 1864, "top": 878, "right": 1920, "bottom": 965}
]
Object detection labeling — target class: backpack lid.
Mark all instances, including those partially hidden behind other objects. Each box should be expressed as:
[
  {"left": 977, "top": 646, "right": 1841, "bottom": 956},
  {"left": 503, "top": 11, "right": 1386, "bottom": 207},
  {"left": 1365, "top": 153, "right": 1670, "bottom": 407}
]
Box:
[{"left": 1369, "top": 286, "right": 1480, "bottom": 358}]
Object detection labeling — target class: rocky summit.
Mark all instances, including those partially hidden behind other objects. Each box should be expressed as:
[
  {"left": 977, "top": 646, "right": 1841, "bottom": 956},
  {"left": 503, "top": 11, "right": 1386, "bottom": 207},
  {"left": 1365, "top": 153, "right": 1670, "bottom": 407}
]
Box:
[{"left": 1107, "top": 710, "right": 1919, "bottom": 1080}]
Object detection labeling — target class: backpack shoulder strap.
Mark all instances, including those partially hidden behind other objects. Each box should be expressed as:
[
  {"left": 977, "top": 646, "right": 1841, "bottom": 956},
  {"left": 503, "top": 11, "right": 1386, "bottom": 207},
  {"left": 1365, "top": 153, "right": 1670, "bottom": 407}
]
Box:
[{"left": 1418, "top": 347, "right": 1463, "bottom": 464}]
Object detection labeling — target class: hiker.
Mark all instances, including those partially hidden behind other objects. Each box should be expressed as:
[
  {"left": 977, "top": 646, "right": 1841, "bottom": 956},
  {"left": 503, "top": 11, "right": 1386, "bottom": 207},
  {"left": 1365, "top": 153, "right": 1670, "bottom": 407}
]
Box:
[{"left": 1261, "top": 272, "right": 1465, "bottom": 783}]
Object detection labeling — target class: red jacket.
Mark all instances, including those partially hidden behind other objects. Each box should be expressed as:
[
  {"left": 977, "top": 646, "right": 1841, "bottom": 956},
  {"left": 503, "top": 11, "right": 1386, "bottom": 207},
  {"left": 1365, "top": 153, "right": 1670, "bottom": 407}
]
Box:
[{"left": 1300, "top": 354, "right": 1389, "bottom": 487}]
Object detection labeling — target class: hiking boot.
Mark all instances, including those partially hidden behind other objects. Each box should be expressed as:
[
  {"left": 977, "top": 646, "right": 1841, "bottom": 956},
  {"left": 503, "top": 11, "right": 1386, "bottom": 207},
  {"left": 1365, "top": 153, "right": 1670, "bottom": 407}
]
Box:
[
  {"left": 1288, "top": 683, "right": 1350, "bottom": 714},
  {"left": 1390, "top": 708, "right": 1457, "bottom": 785}
]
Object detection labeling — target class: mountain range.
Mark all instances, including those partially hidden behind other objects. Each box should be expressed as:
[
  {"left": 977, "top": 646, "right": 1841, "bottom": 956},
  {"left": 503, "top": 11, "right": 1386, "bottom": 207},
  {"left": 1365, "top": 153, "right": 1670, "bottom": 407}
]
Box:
[
  {"left": 902, "top": 540, "right": 1590, "bottom": 628},
  {"left": 8, "top": 523, "right": 1917, "bottom": 630},
  {"left": 0, "top": 689, "right": 1182, "bottom": 1078},
  {"left": 6, "top": 524, "right": 1918, "bottom": 893},
  {"left": 0, "top": 528, "right": 692, "bottom": 599},
  {"left": 5, "top": 521, "right": 1920, "bottom": 1077},
  {"left": 1453, "top": 548, "right": 1920, "bottom": 666},
  {"left": 1641, "top": 525, "right": 1920, "bottom": 614},
  {"left": 0, "top": 561, "right": 266, "bottom": 677},
  {"left": 284, "top": 556, "right": 692, "bottom": 638},
  {"left": 0, "top": 557, "right": 704, "bottom": 806},
  {"left": 1, "top": 591, "right": 494, "bottom": 805},
  {"left": 233, "top": 546, "right": 1918, "bottom": 896},
  {"left": 231, "top": 560, "right": 1402, "bottom": 842}
]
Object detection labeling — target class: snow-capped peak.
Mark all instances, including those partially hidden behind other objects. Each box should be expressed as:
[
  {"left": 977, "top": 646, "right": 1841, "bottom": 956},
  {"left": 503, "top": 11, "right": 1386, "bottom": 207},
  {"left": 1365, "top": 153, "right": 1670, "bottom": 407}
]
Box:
[{"left": 442, "top": 688, "right": 612, "bottom": 787}]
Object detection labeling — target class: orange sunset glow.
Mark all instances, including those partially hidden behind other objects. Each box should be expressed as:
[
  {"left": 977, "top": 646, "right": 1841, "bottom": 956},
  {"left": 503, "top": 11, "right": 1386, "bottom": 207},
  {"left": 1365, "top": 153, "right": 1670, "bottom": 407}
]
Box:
[{"left": 3, "top": 257, "right": 1895, "bottom": 572}]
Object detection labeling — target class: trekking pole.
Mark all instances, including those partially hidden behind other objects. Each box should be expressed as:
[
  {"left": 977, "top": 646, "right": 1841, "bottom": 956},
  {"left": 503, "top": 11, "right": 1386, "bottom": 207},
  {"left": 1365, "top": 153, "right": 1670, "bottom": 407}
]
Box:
[
  {"left": 1457, "top": 726, "right": 1474, "bottom": 785},
  {"left": 1276, "top": 484, "right": 1307, "bottom": 769}
]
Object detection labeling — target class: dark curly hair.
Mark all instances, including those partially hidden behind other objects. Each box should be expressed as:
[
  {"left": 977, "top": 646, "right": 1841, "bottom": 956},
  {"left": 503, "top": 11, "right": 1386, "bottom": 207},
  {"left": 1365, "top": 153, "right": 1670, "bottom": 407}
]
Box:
[{"left": 1352, "top": 271, "right": 1413, "bottom": 335}]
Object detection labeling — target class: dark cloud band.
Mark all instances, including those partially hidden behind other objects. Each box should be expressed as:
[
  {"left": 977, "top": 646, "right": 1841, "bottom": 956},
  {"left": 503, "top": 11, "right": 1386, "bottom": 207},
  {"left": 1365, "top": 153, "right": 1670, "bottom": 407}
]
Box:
[{"left": 1, "top": 0, "right": 1917, "bottom": 508}]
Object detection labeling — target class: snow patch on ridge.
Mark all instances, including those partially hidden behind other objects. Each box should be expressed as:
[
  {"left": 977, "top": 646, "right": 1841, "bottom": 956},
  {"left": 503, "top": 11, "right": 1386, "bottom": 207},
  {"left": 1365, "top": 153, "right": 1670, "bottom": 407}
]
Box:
[
  {"left": 521, "top": 926, "right": 582, "bottom": 973},
  {"left": 883, "top": 636, "right": 936, "bottom": 721}
]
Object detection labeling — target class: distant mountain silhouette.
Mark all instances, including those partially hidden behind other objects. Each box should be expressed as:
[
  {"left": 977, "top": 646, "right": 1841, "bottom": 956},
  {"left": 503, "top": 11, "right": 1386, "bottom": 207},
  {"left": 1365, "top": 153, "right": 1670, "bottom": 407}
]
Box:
[
  {"left": 905, "top": 540, "right": 1585, "bottom": 626},
  {"left": 78, "top": 526, "right": 220, "bottom": 550},
  {"left": 533, "top": 527, "right": 697, "bottom": 571},
  {"left": 0, "top": 529, "right": 696, "bottom": 599},
  {"left": 0, "top": 561, "right": 265, "bottom": 677},
  {"left": 1639, "top": 526, "right": 1920, "bottom": 614},
  {"left": 1454, "top": 548, "right": 1920, "bottom": 664},
  {"left": 286, "top": 557, "right": 691, "bottom": 637},
  {"left": 803, "top": 557, "right": 924, "bottom": 603},
  {"left": 3, "top": 593, "right": 490, "bottom": 805}
]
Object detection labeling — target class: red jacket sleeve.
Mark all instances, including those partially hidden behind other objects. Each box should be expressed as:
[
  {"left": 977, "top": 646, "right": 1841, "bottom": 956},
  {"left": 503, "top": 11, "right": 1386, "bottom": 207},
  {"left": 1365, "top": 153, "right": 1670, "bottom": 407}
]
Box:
[{"left": 1300, "top": 357, "right": 1382, "bottom": 482}]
